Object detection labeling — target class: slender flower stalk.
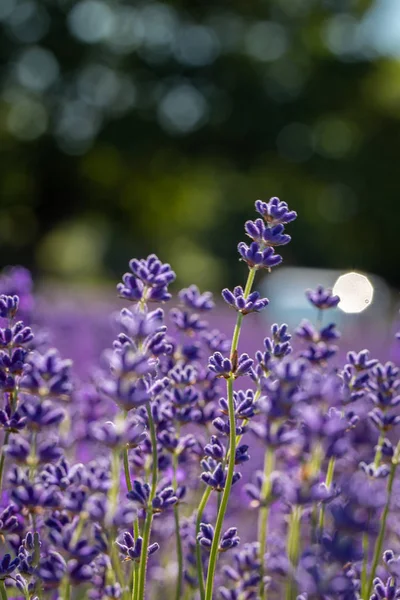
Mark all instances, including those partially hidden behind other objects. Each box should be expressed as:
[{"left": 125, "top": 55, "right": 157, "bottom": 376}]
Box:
[
  {"left": 366, "top": 443, "right": 400, "bottom": 598},
  {"left": 173, "top": 432, "right": 183, "bottom": 600},
  {"left": 0, "top": 431, "right": 10, "bottom": 492},
  {"left": 374, "top": 432, "right": 385, "bottom": 468},
  {"left": 360, "top": 529, "right": 369, "bottom": 596},
  {"left": 318, "top": 456, "right": 336, "bottom": 531},
  {"left": 0, "top": 581, "right": 7, "bottom": 600},
  {"left": 204, "top": 267, "right": 256, "bottom": 600},
  {"left": 286, "top": 506, "right": 302, "bottom": 600},
  {"left": 258, "top": 446, "right": 275, "bottom": 599},
  {"left": 137, "top": 402, "right": 159, "bottom": 600},
  {"left": 196, "top": 487, "right": 212, "bottom": 600},
  {"left": 204, "top": 376, "right": 236, "bottom": 600}
]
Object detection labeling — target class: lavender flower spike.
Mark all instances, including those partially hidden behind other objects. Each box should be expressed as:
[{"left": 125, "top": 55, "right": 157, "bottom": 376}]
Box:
[
  {"left": 305, "top": 285, "right": 340, "bottom": 310},
  {"left": 0, "top": 294, "right": 19, "bottom": 319},
  {"left": 255, "top": 197, "right": 297, "bottom": 224},
  {"left": 222, "top": 286, "right": 269, "bottom": 315},
  {"left": 208, "top": 352, "right": 253, "bottom": 379},
  {"left": 237, "top": 241, "right": 282, "bottom": 270}
]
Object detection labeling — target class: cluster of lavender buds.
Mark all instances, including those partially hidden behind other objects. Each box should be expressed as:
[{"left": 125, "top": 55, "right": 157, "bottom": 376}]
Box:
[{"left": 0, "top": 197, "right": 400, "bottom": 600}]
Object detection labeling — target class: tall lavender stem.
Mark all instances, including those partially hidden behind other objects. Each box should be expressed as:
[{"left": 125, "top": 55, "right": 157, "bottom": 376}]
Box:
[
  {"left": 137, "top": 401, "right": 159, "bottom": 600},
  {"left": 204, "top": 267, "right": 256, "bottom": 600}
]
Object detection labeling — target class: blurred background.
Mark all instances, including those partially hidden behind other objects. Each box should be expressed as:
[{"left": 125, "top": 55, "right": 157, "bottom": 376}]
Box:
[{"left": 1, "top": 0, "right": 400, "bottom": 309}]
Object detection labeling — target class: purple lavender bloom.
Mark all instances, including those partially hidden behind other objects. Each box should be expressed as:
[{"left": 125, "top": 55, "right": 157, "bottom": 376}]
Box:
[
  {"left": 219, "top": 542, "right": 262, "bottom": 599},
  {"left": 152, "top": 486, "right": 178, "bottom": 512},
  {"left": 0, "top": 267, "right": 34, "bottom": 318},
  {"left": 245, "top": 218, "right": 291, "bottom": 246},
  {"left": 359, "top": 462, "right": 390, "bottom": 478},
  {"left": 347, "top": 349, "right": 378, "bottom": 371},
  {"left": 197, "top": 524, "right": 239, "bottom": 553},
  {"left": 369, "top": 408, "right": 400, "bottom": 431},
  {"left": 117, "top": 254, "right": 176, "bottom": 303},
  {"left": 170, "top": 308, "right": 208, "bottom": 334},
  {"left": 169, "top": 364, "right": 197, "bottom": 386},
  {"left": 127, "top": 480, "right": 150, "bottom": 507},
  {"left": 20, "top": 399, "right": 65, "bottom": 430},
  {"left": 0, "top": 347, "right": 28, "bottom": 374},
  {"left": 5, "top": 435, "right": 63, "bottom": 464},
  {"left": 208, "top": 352, "right": 253, "bottom": 379},
  {"left": 0, "top": 294, "right": 19, "bottom": 319},
  {"left": 219, "top": 389, "right": 258, "bottom": 420},
  {"left": 370, "top": 576, "right": 400, "bottom": 600},
  {"left": 201, "top": 461, "right": 241, "bottom": 492},
  {"left": 116, "top": 532, "right": 158, "bottom": 562},
  {"left": 300, "top": 342, "right": 338, "bottom": 365},
  {"left": 321, "top": 531, "right": 362, "bottom": 563},
  {"left": 11, "top": 484, "right": 61, "bottom": 509},
  {"left": 90, "top": 419, "right": 146, "bottom": 449},
  {"left": 0, "top": 506, "right": 18, "bottom": 535},
  {"left": 295, "top": 320, "right": 340, "bottom": 343},
  {"left": 21, "top": 349, "right": 73, "bottom": 398},
  {"left": 197, "top": 523, "right": 214, "bottom": 549},
  {"left": 69, "top": 559, "right": 94, "bottom": 584},
  {"left": 260, "top": 358, "right": 307, "bottom": 419},
  {"left": 255, "top": 197, "right": 297, "bottom": 225},
  {"left": 204, "top": 436, "right": 225, "bottom": 461},
  {"left": 38, "top": 551, "right": 67, "bottom": 587},
  {"left": 222, "top": 286, "right": 269, "bottom": 315},
  {"left": 254, "top": 325, "right": 292, "bottom": 375},
  {"left": 384, "top": 550, "right": 400, "bottom": 579},
  {"left": 305, "top": 286, "right": 340, "bottom": 310},
  {"left": 100, "top": 376, "right": 169, "bottom": 412},
  {"left": 104, "top": 584, "right": 123, "bottom": 599},
  {"left": 368, "top": 362, "right": 400, "bottom": 409},
  {"left": 245, "top": 471, "right": 283, "bottom": 507},
  {"left": 212, "top": 417, "right": 247, "bottom": 437},
  {"left": 178, "top": 285, "right": 214, "bottom": 311},
  {"left": 0, "top": 553, "right": 20, "bottom": 576},
  {"left": 0, "top": 404, "right": 26, "bottom": 431},
  {"left": 49, "top": 521, "right": 100, "bottom": 564},
  {"left": 0, "top": 321, "right": 33, "bottom": 348},
  {"left": 4, "top": 436, "right": 30, "bottom": 463},
  {"left": 237, "top": 241, "right": 282, "bottom": 270}
]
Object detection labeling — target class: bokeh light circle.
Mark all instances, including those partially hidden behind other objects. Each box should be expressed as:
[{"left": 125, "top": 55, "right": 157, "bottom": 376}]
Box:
[{"left": 333, "top": 272, "right": 374, "bottom": 314}]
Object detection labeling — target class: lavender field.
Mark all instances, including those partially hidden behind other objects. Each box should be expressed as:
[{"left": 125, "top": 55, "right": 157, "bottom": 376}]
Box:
[{"left": 0, "top": 197, "right": 399, "bottom": 600}]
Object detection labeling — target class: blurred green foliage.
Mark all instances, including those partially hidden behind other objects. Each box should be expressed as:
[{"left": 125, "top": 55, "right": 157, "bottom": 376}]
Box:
[{"left": 0, "top": 0, "right": 399, "bottom": 290}]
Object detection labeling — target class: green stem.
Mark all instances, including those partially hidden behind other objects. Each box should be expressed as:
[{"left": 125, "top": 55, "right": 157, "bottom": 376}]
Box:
[
  {"left": 110, "top": 448, "right": 121, "bottom": 515},
  {"left": 123, "top": 447, "right": 132, "bottom": 491},
  {"left": 29, "top": 431, "right": 38, "bottom": 481},
  {"left": 123, "top": 409, "right": 133, "bottom": 493},
  {"left": 258, "top": 446, "right": 275, "bottom": 599},
  {"left": 204, "top": 377, "right": 236, "bottom": 600},
  {"left": 62, "top": 578, "right": 71, "bottom": 600},
  {"left": 360, "top": 530, "right": 369, "bottom": 597},
  {"left": 366, "top": 459, "right": 397, "bottom": 598},
  {"left": 203, "top": 267, "right": 256, "bottom": 600},
  {"left": 133, "top": 563, "right": 140, "bottom": 600},
  {"left": 318, "top": 456, "right": 336, "bottom": 531},
  {"left": 0, "top": 432, "right": 10, "bottom": 493},
  {"left": 173, "top": 450, "right": 183, "bottom": 600},
  {"left": 229, "top": 269, "right": 256, "bottom": 353},
  {"left": 195, "top": 487, "right": 212, "bottom": 600},
  {"left": 286, "top": 506, "right": 302, "bottom": 600},
  {"left": 0, "top": 581, "right": 7, "bottom": 600},
  {"left": 374, "top": 432, "right": 385, "bottom": 468},
  {"left": 137, "top": 402, "right": 158, "bottom": 600}
]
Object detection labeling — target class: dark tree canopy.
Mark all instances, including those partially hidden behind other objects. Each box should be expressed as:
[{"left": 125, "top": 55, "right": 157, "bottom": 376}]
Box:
[{"left": 0, "top": 0, "right": 398, "bottom": 290}]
